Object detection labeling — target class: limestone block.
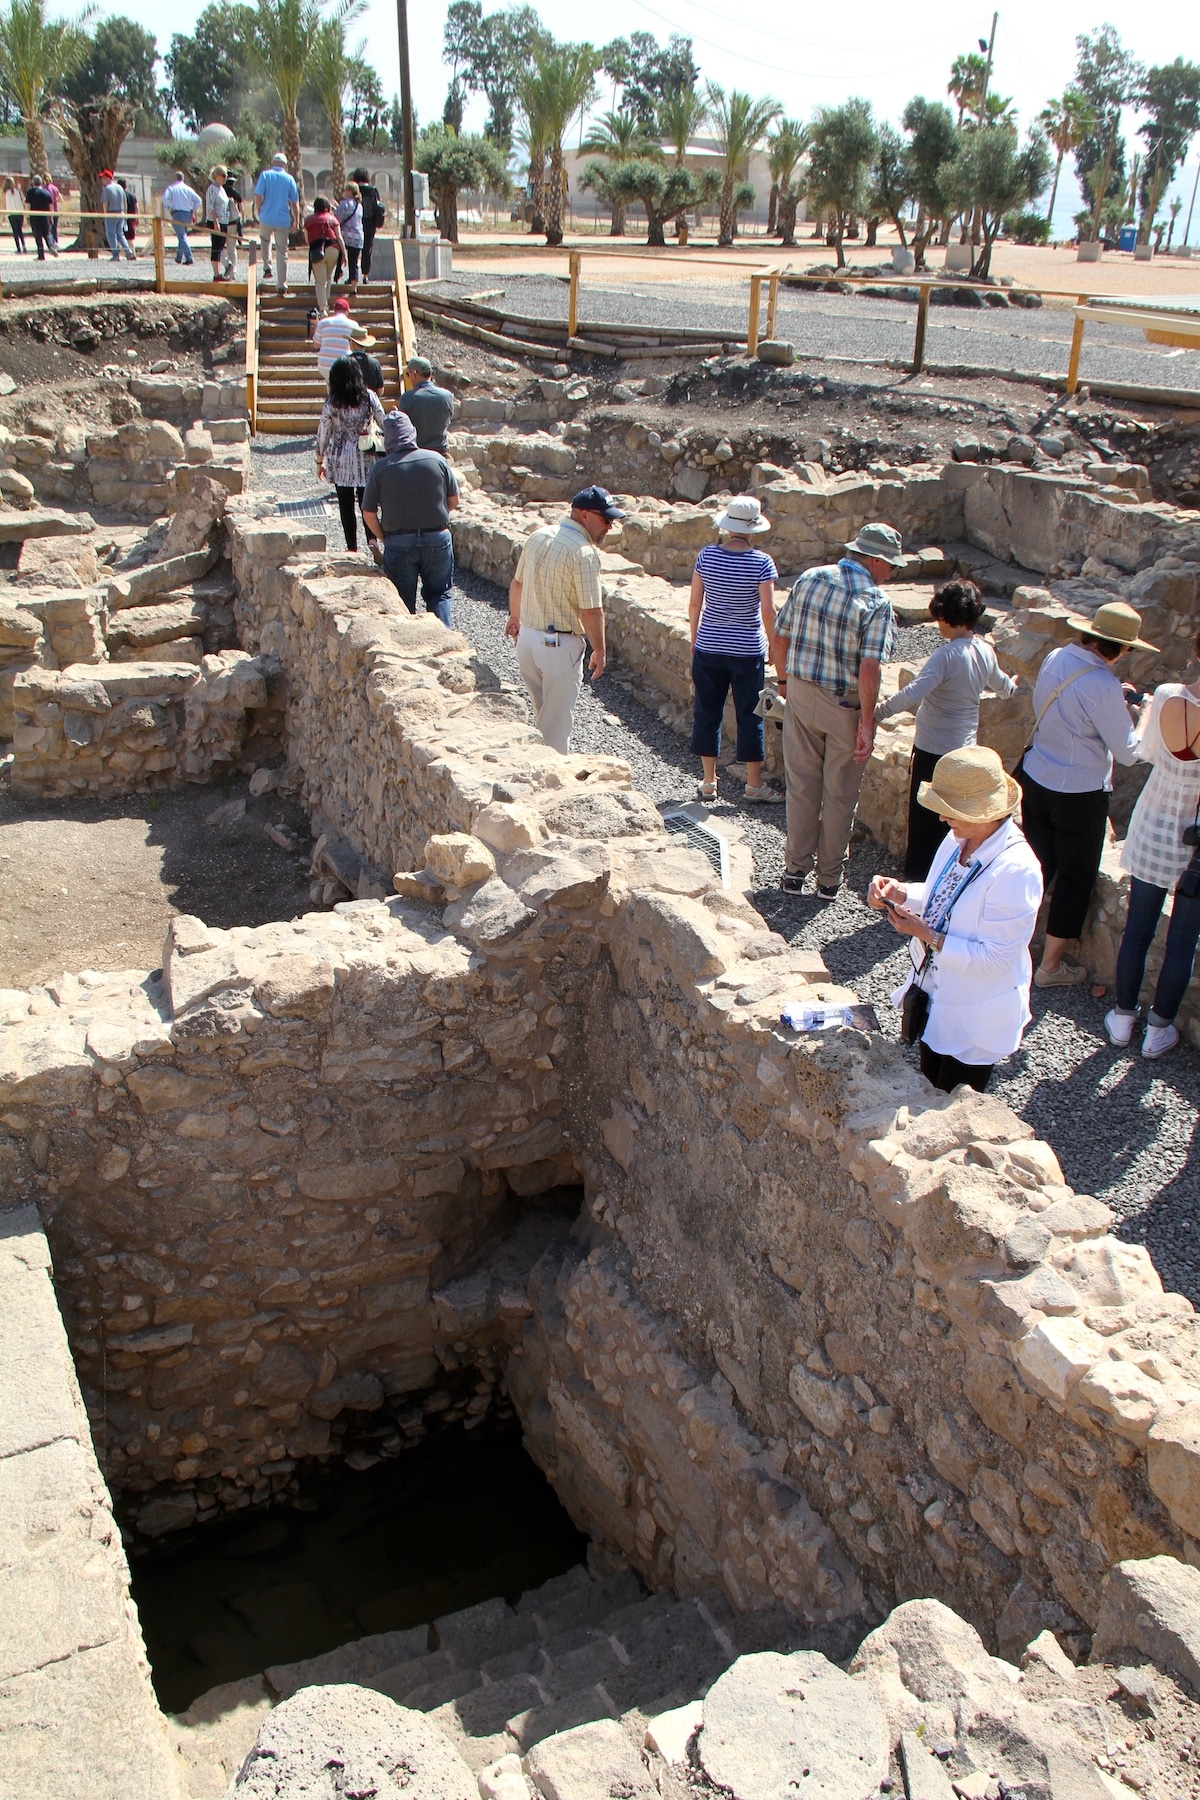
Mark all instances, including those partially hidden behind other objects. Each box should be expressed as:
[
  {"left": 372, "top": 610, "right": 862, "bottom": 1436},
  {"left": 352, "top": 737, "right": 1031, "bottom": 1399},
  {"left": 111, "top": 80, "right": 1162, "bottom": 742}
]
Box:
[
  {"left": 145, "top": 419, "right": 185, "bottom": 461},
  {"left": 253, "top": 951, "right": 336, "bottom": 1020},
  {"left": 622, "top": 890, "right": 736, "bottom": 984},
  {"left": 425, "top": 832, "right": 497, "bottom": 890},
  {"left": 1147, "top": 1401, "right": 1200, "bottom": 1539},
  {"left": 1090, "top": 1556, "right": 1200, "bottom": 1689},
  {"left": 184, "top": 426, "right": 215, "bottom": 464},
  {"left": 164, "top": 471, "right": 231, "bottom": 557},
  {"left": 472, "top": 801, "right": 547, "bottom": 854},
  {"left": 228, "top": 1684, "right": 476, "bottom": 1799},
  {"left": 699, "top": 1650, "right": 888, "bottom": 1800},
  {"left": 1077, "top": 1355, "right": 1171, "bottom": 1445},
  {"left": 788, "top": 1363, "right": 849, "bottom": 1437},
  {"left": 527, "top": 1718, "right": 656, "bottom": 1800},
  {"left": 898, "top": 1732, "right": 956, "bottom": 1800},
  {"left": 0, "top": 601, "right": 41, "bottom": 649},
  {"left": 478, "top": 1751, "right": 532, "bottom": 1800},
  {"left": 1013, "top": 1316, "right": 1105, "bottom": 1404},
  {"left": 0, "top": 1638, "right": 183, "bottom": 1800},
  {"left": 105, "top": 597, "right": 206, "bottom": 650},
  {"left": 0, "top": 508, "right": 94, "bottom": 544}
]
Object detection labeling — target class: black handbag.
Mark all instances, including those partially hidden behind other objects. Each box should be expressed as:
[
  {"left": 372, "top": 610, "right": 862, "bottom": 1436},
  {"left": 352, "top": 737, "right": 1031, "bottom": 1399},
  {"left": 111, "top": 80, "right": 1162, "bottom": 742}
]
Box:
[{"left": 900, "top": 967, "right": 931, "bottom": 1046}]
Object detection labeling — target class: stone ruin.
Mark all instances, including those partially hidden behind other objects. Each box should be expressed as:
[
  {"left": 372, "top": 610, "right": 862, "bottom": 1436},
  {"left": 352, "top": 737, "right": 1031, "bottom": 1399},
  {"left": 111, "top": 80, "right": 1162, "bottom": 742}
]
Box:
[{"left": 5, "top": 407, "right": 1200, "bottom": 1797}]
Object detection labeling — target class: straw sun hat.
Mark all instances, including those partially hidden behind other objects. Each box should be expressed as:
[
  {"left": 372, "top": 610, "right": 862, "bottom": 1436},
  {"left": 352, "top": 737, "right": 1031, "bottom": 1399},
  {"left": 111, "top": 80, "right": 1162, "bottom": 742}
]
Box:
[
  {"left": 1063, "top": 599, "right": 1158, "bottom": 654},
  {"left": 918, "top": 745, "right": 1021, "bottom": 823},
  {"left": 714, "top": 495, "right": 771, "bottom": 534}
]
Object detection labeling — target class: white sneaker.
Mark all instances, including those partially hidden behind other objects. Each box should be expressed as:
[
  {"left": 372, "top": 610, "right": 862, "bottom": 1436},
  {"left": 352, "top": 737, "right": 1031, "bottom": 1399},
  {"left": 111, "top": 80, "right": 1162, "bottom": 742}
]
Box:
[
  {"left": 1104, "top": 1007, "right": 1137, "bottom": 1047},
  {"left": 1142, "top": 1021, "right": 1180, "bottom": 1060}
]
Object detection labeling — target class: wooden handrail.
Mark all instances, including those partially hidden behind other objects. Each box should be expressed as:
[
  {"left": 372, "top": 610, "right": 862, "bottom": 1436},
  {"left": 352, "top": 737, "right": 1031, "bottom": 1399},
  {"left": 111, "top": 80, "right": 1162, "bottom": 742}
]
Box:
[
  {"left": 245, "top": 242, "right": 259, "bottom": 434},
  {"left": 393, "top": 249, "right": 416, "bottom": 369}
]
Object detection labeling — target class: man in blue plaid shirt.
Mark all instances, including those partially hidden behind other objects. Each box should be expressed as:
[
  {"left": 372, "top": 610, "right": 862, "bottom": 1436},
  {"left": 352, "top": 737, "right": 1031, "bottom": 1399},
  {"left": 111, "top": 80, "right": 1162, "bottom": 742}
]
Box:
[{"left": 771, "top": 522, "right": 901, "bottom": 899}]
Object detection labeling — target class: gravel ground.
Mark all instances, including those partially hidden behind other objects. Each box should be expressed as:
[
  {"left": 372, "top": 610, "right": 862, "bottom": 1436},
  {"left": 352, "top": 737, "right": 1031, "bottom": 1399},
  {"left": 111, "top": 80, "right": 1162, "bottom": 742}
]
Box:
[
  {"left": 250, "top": 437, "right": 1200, "bottom": 1302},
  {"left": 433, "top": 271, "right": 1200, "bottom": 394}
]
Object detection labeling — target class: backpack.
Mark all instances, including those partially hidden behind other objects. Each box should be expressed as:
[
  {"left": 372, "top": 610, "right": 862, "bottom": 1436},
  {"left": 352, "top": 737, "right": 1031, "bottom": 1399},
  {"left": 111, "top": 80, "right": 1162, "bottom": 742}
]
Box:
[{"left": 362, "top": 183, "right": 385, "bottom": 230}]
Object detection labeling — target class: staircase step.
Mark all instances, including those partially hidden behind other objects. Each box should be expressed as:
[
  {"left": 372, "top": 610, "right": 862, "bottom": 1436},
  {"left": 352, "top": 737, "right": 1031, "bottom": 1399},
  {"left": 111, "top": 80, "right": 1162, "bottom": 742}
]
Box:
[
  {"left": 432, "top": 1595, "right": 537, "bottom": 1666},
  {"left": 263, "top": 1623, "right": 428, "bottom": 1702},
  {"left": 537, "top": 1636, "right": 625, "bottom": 1701},
  {"left": 505, "top": 1682, "right": 615, "bottom": 1753},
  {"left": 528, "top": 1569, "right": 643, "bottom": 1640}
]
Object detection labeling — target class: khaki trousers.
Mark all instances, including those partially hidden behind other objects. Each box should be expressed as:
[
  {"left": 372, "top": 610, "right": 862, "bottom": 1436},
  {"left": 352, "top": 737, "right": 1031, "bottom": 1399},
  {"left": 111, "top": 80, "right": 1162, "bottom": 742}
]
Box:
[
  {"left": 783, "top": 679, "right": 867, "bottom": 888},
  {"left": 516, "top": 624, "right": 585, "bottom": 754}
]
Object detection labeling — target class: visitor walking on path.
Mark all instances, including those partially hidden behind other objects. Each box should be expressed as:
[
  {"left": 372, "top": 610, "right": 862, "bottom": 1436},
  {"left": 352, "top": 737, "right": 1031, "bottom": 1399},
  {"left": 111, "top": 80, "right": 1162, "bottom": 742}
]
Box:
[
  {"left": 45, "top": 174, "right": 60, "bottom": 246},
  {"left": 4, "top": 178, "right": 25, "bottom": 252},
  {"left": 506, "top": 486, "right": 621, "bottom": 754},
  {"left": 772, "top": 522, "right": 900, "bottom": 900},
  {"left": 688, "top": 494, "right": 782, "bottom": 805},
  {"left": 398, "top": 358, "right": 455, "bottom": 453},
  {"left": 119, "top": 179, "right": 137, "bottom": 244},
  {"left": 161, "top": 170, "right": 201, "bottom": 263},
  {"left": 23, "top": 177, "right": 54, "bottom": 261},
  {"left": 316, "top": 356, "right": 386, "bottom": 557},
  {"left": 253, "top": 152, "right": 300, "bottom": 294},
  {"left": 305, "top": 198, "right": 344, "bottom": 313},
  {"left": 875, "top": 578, "right": 1016, "bottom": 879},
  {"left": 362, "top": 411, "right": 460, "bottom": 627},
  {"left": 100, "top": 170, "right": 135, "bottom": 260},
  {"left": 313, "top": 297, "right": 371, "bottom": 376},
  {"left": 335, "top": 182, "right": 364, "bottom": 287},
  {"left": 1017, "top": 601, "right": 1155, "bottom": 989},
  {"left": 204, "top": 165, "right": 237, "bottom": 280},
  {"left": 351, "top": 167, "right": 385, "bottom": 279},
  {"left": 869, "top": 745, "right": 1043, "bottom": 1094},
  {"left": 1104, "top": 629, "right": 1200, "bottom": 1061}
]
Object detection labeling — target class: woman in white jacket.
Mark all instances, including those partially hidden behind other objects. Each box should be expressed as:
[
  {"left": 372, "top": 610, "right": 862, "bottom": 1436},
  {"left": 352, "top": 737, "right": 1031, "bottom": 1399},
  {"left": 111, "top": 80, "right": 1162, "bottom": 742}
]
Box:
[{"left": 868, "top": 745, "right": 1044, "bottom": 1093}]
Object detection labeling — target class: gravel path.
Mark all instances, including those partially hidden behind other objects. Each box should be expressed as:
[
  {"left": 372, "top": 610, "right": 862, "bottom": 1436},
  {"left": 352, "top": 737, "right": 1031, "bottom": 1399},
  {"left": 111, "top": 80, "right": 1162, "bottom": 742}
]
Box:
[
  {"left": 432, "top": 271, "right": 1200, "bottom": 394},
  {"left": 251, "top": 438, "right": 1200, "bottom": 1302}
]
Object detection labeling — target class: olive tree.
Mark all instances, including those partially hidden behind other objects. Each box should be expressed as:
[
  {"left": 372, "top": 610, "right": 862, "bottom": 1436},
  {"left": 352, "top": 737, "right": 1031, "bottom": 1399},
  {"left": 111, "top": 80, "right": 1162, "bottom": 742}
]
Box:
[
  {"left": 939, "top": 123, "right": 1050, "bottom": 277},
  {"left": 415, "top": 124, "right": 510, "bottom": 243},
  {"left": 805, "top": 98, "right": 878, "bottom": 267}
]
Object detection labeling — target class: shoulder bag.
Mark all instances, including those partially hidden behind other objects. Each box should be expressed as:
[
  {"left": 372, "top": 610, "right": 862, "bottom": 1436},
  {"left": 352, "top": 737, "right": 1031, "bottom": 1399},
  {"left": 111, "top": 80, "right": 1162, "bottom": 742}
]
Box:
[
  {"left": 1021, "top": 663, "right": 1093, "bottom": 756},
  {"left": 357, "top": 408, "right": 384, "bottom": 456},
  {"left": 899, "top": 857, "right": 986, "bottom": 1046}
]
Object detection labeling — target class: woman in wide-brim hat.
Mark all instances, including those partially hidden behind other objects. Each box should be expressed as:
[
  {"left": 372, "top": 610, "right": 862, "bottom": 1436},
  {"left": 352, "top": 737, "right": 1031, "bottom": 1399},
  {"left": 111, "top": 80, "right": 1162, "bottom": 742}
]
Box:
[
  {"left": 688, "top": 494, "right": 784, "bottom": 806},
  {"left": 869, "top": 745, "right": 1044, "bottom": 1094},
  {"left": 1017, "top": 599, "right": 1156, "bottom": 990}
]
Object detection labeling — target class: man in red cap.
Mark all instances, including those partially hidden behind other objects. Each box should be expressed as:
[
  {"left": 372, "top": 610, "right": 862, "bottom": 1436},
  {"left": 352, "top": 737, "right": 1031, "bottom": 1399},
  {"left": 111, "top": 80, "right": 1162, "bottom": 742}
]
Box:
[{"left": 100, "top": 169, "right": 135, "bottom": 260}]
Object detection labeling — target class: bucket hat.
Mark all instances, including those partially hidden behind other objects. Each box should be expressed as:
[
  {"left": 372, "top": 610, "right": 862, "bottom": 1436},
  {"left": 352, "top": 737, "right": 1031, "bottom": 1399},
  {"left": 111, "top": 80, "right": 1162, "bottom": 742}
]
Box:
[
  {"left": 845, "top": 522, "right": 903, "bottom": 565},
  {"left": 714, "top": 495, "right": 771, "bottom": 534},
  {"left": 1063, "top": 599, "right": 1158, "bottom": 654},
  {"left": 918, "top": 745, "right": 1021, "bottom": 822}
]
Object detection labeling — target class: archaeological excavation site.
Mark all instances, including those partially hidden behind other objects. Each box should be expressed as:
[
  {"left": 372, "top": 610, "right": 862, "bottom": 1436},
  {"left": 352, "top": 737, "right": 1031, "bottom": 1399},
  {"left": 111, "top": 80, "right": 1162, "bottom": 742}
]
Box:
[{"left": 6, "top": 297, "right": 1200, "bottom": 1800}]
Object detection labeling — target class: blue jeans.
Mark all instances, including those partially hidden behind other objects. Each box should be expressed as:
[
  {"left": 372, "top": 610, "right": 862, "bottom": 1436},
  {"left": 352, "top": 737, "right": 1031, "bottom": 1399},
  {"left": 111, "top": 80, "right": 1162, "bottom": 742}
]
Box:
[
  {"left": 1115, "top": 874, "right": 1200, "bottom": 1023},
  {"left": 105, "top": 214, "right": 132, "bottom": 258},
  {"left": 382, "top": 529, "right": 453, "bottom": 627},
  {"left": 170, "top": 211, "right": 193, "bottom": 261},
  {"left": 690, "top": 648, "right": 765, "bottom": 763}
]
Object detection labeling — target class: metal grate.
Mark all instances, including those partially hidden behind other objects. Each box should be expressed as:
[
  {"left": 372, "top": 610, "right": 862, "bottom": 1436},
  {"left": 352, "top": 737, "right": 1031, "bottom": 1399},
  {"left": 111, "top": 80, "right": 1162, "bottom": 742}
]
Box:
[
  {"left": 661, "top": 809, "right": 730, "bottom": 887},
  {"left": 276, "top": 495, "right": 333, "bottom": 518}
]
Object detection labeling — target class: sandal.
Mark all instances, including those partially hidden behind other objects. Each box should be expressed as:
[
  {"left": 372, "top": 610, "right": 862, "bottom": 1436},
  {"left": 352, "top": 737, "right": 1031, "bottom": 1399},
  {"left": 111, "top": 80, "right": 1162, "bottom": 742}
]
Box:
[{"left": 699, "top": 779, "right": 718, "bottom": 801}]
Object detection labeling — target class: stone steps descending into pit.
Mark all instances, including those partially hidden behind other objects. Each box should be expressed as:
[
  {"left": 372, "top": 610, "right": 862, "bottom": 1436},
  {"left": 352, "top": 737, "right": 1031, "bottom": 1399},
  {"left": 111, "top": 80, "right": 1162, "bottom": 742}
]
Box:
[{"left": 169, "top": 1563, "right": 833, "bottom": 1797}]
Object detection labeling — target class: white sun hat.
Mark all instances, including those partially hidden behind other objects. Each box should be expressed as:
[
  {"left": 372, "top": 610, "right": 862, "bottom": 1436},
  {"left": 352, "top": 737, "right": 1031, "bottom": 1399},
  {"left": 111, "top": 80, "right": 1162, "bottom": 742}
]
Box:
[{"left": 713, "top": 495, "right": 771, "bottom": 535}]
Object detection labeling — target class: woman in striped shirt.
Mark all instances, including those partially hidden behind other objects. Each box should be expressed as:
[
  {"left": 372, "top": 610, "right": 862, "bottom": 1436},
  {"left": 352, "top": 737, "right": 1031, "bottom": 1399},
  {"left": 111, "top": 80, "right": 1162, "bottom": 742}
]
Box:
[{"left": 688, "top": 495, "right": 782, "bottom": 803}]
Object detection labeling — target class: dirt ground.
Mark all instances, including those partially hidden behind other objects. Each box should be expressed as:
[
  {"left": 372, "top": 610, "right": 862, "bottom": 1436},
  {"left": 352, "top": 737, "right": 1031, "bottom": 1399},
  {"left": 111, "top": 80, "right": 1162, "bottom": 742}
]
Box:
[
  {"left": 0, "top": 775, "right": 314, "bottom": 990},
  {"left": 0, "top": 292, "right": 242, "bottom": 413}
]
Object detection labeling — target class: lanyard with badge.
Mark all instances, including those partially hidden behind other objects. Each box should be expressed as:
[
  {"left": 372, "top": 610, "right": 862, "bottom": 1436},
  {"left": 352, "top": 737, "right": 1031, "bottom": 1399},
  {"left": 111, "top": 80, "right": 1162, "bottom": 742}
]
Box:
[{"left": 899, "top": 856, "right": 985, "bottom": 1046}]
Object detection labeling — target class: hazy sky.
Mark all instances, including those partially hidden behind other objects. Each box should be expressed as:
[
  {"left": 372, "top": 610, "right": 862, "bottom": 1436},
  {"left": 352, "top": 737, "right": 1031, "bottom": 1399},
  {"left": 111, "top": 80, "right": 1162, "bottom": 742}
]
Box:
[{"left": 113, "top": 0, "right": 1200, "bottom": 233}]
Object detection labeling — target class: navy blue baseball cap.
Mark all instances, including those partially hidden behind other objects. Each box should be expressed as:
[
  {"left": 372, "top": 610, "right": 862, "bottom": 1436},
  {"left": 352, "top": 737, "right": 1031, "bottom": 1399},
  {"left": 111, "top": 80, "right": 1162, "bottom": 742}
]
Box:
[{"left": 571, "top": 485, "right": 625, "bottom": 520}]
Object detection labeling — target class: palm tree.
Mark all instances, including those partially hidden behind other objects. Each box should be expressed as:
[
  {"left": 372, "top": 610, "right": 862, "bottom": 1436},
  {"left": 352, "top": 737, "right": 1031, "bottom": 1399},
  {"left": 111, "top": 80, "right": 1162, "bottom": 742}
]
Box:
[
  {"left": 1039, "top": 88, "right": 1093, "bottom": 226},
  {"left": 705, "top": 84, "right": 780, "bottom": 245},
  {"left": 580, "top": 108, "right": 657, "bottom": 234},
  {"left": 766, "top": 117, "right": 807, "bottom": 237},
  {"left": 254, "top": 0, "right": 356, "bottom": 181},
  {"left": 521, "top": 42, "right": 597, "bottom": 248},
  {"left": 0, "top": 0, "right": 93, "bottom": 181},
  {"left": 657, "top": 85, "right": 707, "bottom": 239},
  {"left": 947, "top": 51, "right": 988, "bottom": 126},
  {"left": 307, "top": 14, "right": 364, "bottom": 197}
]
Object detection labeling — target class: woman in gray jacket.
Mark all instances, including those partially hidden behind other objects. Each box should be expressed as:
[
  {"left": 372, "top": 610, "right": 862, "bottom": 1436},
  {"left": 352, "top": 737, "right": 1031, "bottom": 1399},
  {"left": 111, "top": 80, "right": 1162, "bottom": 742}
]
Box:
[{"left": 876, "top": 580, "right": 1015, "bottom": 878}]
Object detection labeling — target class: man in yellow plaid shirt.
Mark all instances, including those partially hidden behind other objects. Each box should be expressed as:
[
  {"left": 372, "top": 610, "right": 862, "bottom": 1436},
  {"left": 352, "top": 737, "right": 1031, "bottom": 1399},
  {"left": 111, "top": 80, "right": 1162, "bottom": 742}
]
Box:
[{"left": 506, "top": 486, "right": 624, "bottom": 753}]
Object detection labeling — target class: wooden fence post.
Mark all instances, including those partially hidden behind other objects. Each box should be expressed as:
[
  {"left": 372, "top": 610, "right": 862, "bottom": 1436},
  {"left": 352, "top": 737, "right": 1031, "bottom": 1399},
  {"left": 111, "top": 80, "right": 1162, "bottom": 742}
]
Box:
[
  {"left": 747, "top": 274, "right": 763, "bottom": 357},
  {"left": 1066, "top": 296, "right": 1088, "bottom": 394},
  {"left": 151, "top": 215, "right": 165, "bottom": 294},
  {"left": 912, "top": 283, "right": 931, "bottom": 373},
  {"left": 568, "top": 252, "right": 581, "bottom": 340},
  {"left": 766, "top": 272, "right": 779, "bottom": 342}
]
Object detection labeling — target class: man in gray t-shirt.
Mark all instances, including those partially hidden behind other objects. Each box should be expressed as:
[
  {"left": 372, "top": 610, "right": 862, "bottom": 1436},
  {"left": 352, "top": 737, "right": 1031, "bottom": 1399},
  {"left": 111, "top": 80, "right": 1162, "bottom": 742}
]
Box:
[
  {"left": 362, "top": 410, "right": 460, "bottom": 627},
  {"left": 398, "top": 357, "right": 455, "bottom": 453}
]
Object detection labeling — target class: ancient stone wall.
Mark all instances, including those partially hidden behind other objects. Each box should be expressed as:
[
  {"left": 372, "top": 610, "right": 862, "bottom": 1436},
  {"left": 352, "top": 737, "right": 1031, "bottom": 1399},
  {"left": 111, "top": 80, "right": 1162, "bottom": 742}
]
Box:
[
  {"left": 6, "top": 505, "right": 1200, "bottom": 1654},
  {"left": 0, "top": 410, "right": 249, "bottom": 516}
]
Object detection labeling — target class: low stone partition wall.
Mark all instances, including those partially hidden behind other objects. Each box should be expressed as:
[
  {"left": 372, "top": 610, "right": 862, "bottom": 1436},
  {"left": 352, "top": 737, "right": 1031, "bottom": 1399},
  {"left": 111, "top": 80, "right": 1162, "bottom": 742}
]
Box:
[
  {"left": 6, "top": 498, "right": 1200, "bottom": 1658},
  {"left": 0, "top": 1207, "right": 181, "bottom": 1798},
  {"left": 0, "top": 412, "right": 250, "bottom": 516}
]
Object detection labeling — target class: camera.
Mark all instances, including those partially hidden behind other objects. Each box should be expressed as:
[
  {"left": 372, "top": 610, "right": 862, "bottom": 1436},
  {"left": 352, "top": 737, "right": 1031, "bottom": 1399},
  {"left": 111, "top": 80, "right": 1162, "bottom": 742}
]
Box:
[{"left": 1184, "top": 824, "right": 1200, "bottom": 848}]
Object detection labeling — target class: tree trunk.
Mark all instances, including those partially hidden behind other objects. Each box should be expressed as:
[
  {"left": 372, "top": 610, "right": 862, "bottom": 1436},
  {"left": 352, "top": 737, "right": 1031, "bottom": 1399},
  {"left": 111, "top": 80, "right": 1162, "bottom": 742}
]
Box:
[
  {"left": 52, "top": 99, "right": 134, "bottom": 255},
  {"left": 329, "top": 115, "right": 346, "bottom": 198},
  {"left": 767, "top": 181, "right": 778, "bottom": 234},
  {"left": 436, "top": 182, "right": 460, "bottom": 243},
  {"left": 23, "top": 115, "right": 49, "bottom": 184},
  {"left": 717, "top": 172, "right": 734, "bottom": 247},
  {"left": 778, "top": 190, "right": 797, "bottom": 248},
  {"left": 1089, "top": 129, "right": 1118, "bottom": 242},
  {"left": 975, "top": 226, "right": 995, "bottom": 280},
  {"left": 610, "top": 198, "right": 625, "bottom": 235},
  {"left": 545, "top": 140, "right": 564, "bottom": 246},
  {"left": 834, "top": 214, "right": 845, "bottom": 268},
  {"left": 865, "top": 215, "right": 878, "bottom": 246},
  {"left": 283, "top": 110, "right": 302, "bottom": 186},
  {"left": 529, "top": 146, "right": 546, "bottom": 237},
  {"left": 646, "top": 206, "right": 666, "bottom": 247},
  {"left": 1046, "top": 148, "right": 1063, "bottom": 224}
]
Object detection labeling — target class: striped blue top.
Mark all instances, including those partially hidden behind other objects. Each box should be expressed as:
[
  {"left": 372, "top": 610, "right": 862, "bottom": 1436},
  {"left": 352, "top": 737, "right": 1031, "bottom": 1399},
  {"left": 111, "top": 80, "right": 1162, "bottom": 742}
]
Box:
[{"left": 694, "top": 543, "right": 777, "bottom": 658}]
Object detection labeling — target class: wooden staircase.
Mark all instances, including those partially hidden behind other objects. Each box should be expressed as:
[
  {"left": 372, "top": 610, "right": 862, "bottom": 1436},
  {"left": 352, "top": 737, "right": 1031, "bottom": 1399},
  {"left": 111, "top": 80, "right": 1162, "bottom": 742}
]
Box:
[{"left": 252, "top": 282, "right": 405, "bottom": 436}]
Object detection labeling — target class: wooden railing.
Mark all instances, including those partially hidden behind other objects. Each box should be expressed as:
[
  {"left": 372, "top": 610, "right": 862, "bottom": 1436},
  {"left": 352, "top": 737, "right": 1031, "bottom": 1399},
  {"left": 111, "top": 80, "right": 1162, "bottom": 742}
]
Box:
[
  {"left": 245, "top": 242, "right": 259, "bottom": 433},
  {"left": 393, "top": 252, "right": 416, "bottom": 367}
]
